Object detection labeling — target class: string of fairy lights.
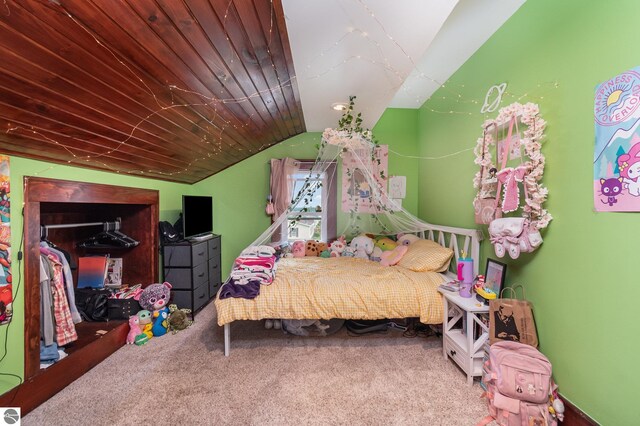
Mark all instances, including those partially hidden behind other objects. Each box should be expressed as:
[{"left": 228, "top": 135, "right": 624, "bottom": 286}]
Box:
[{"left": 2, "top": 0, "right": 560, "bottom": 179}]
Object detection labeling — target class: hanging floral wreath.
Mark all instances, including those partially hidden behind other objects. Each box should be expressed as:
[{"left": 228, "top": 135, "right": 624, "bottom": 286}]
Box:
[{"left": 473, "top": 102, "right": 552, "bottom": 230}]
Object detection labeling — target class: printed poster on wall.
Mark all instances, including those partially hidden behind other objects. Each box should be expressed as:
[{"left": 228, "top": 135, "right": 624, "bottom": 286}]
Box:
[
  {"left": 342, "top": 145, "right": 388, "bottom": 213},
  {"left": 0, "top": 155, "right": 11, "bottom": 325},
  {"left": 594, "top": 67, "right": 640, "bottom": 211}
]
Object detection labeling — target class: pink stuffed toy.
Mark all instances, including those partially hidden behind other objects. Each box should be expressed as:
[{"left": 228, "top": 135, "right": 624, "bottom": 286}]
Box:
[
  {"left": 329, "top": 236, "right": 346, "bottom": 257},
  {"left": 292, "top": 240, "right": 305, "bottom": 258},
  {"left": 126, "top": 315, "right": 141, "bottom": 345},
  {"left": 380, "top": 245, "right": 408, "bottom": 267}
]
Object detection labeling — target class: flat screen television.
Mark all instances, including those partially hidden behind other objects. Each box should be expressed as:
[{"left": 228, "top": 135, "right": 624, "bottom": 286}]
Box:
[{"left": 182, "top": 195, "right": 213, "bottom": 241}]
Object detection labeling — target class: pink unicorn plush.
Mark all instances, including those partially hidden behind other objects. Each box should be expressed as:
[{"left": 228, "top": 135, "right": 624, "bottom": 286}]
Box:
[{"left": 126, "top": 315, "right": 141, "bottom": 345}]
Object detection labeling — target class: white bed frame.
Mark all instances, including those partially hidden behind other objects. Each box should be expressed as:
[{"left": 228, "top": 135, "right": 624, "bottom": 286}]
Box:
[{"left": 222, "top": 223, "right": 482, "bottom": 356}]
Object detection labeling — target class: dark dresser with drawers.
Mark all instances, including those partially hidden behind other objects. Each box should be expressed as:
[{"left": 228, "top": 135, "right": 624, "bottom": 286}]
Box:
[{"left": 162, "top": 235, "right": 222, "bottom": 316}]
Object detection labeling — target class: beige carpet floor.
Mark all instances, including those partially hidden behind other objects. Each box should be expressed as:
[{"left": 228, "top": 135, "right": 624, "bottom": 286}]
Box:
[{"left": 24, "top": 303, "right": 488, "bottom": 425}]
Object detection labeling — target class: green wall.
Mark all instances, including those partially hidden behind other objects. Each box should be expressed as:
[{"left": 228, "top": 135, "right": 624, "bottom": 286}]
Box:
[
  {"left": 418, "top": 1, "right": 640, "bottom": 424},
  {"left": 194, "top": 108, "right": 419, "bottom": 278},
  {"left": 0, "top": 107, "right": 419, "bottom": 396},
  {"left": 0, "top": 156, "right": 193, "bottom": 394}
]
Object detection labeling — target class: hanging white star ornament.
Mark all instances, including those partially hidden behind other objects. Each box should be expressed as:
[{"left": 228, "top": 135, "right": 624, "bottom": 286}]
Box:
[{"left": 480, "top": 83, "right": 507, "bottom": 113}]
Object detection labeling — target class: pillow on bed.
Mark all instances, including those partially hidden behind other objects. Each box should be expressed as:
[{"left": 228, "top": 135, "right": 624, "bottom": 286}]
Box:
[{"left": 397, "top": 239, "right": 453, "bottom": 272}]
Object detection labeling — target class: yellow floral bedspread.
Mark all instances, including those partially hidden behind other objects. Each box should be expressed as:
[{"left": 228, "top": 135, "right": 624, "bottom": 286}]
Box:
[{"left": 215, "top": 257, "right": 445, "bottom": 326}]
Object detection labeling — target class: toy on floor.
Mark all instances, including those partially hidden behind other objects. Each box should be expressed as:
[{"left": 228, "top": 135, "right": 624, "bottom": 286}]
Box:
[
  {"left": 140, "top": 282, "right": 172, "bottom": 337},
  {"left": 151, "top": 306, "right": 170, "bottom": 337},
  {"left": 139, "top": 282, "right": 172, "bottom": 312},
  {"left": 137, "top": 309, "right": 153, "bottom": 339},
  {"left": 168, "top": 304, "right": 193, "bottom": 334},
  {"left": 134, "top": 334, "right": 149, "bottom": 346},
  {"left": 126, "top": 315, "right": 141, "bottom": 345}
]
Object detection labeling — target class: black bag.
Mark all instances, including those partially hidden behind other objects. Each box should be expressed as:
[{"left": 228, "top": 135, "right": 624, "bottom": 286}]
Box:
[
  {"left": 107, "top": 298, "right": 141, "bottom": 320},
  {"left": 159, "top": 221, "right": 180, "bottom": 244},
  {"left": 75, "top": 288, "right": 110, "bottom": 322},
  {"left": 345, "top": 319, "right": 391, "bottom": 334}
]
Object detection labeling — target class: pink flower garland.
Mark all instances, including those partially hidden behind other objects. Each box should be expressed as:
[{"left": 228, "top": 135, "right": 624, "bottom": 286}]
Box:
[{"left": 473, "top": 102, "right": 552, "bottom": 230}]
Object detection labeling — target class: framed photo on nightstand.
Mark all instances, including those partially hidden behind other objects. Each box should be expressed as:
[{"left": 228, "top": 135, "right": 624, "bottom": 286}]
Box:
[{"left": 485, "top": 259, "right": 506, "bottom": 295}]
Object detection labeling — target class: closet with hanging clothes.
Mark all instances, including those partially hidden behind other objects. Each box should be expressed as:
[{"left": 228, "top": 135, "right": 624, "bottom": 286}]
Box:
[{"left": 0, "top": 177, "right": 159, "bottom": 414}]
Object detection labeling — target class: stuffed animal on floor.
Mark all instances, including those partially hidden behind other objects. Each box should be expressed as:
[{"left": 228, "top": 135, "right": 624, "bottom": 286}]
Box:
[
  {"left": 140, "top": 282, "right": 172, "bottom": 337},
  {"left": 168, "top": 304, "right": 193, "bottom": 334},
  {"left": 137, "top": 309, "right": 153, "bottom": 339},
  {"left": 134, "top": 334, "right": 149, "bottom": 346},
  {"left": 305, "top": 240, "right": 319, "bottom": 257},
  {"left": 151, "top": 306, "right": 170, "bottom": 337},
  {"left": 350, "top": 235, "right": 374, "bottom": 260},
  {"left": 329, "top": 236, "right": 346, "bottom": 257},
  {"left": 139, "top": 282, "right": 172, "bottom": 312},
  {"left": 370, "top": 247, "right": 383, "bottom": 262},
  {"left": 319, "top": 250, "right": 331, "bottom": 258},
  {"left": 126, "top": 315, "right": 141, "bottom": 345},
  {"left": 292, "top": 241, "right": 305, "bottom": 258}
]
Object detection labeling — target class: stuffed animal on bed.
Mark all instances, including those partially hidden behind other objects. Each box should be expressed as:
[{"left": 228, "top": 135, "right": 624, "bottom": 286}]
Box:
[
  {"left": 380, "top": 245, "right": 409, "bottom": 267},
  {"left": 342, "top": 246, "right": 356, "bottom": 257},
  {"left": 329, "top": 236, "right": 346, "bottom": 257},
  {"left": 292, "top": 241, "right": 305, "bottom": 258},
  {"left": 371, "top": 246, "right": 383, "bottom": 262},
  {"left": 305, "top": 240, "right": 319, "bottom": 257},
  {"left": 375, "top": 238, "right": 398, "bottom": 251},
  {"left": 350, "top": 235, "right": 374, "bottom": 260},
  {"left": 316, "top": 242, "right": 328, "bottom": 255},
  {"left": 397, "top": 233, "right": 420, "bottom": 246}
]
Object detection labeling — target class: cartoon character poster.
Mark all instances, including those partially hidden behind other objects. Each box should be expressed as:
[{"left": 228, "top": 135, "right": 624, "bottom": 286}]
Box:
[
  {"left": 341, "top": 145, "right": 388, "bottom": 213},
  {"left": 0, "top": 155, "right": 11, "bottom": 325},
  {"left": 594, "top": 67, "right": 640, "bottom": 211}
]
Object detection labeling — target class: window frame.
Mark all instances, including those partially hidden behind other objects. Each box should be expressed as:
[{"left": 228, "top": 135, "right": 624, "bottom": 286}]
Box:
[{"left": 284, "top": 161, "right": 337, "bottom": 243}]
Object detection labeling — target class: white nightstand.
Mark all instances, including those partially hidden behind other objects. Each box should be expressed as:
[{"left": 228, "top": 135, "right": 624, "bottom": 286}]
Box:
[{"left": 438, "top": 288, "right": 490, "bottom": 385}]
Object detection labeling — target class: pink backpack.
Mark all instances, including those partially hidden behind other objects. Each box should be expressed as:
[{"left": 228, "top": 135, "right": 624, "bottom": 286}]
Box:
[{"left": 480, "top": 341, "right": 556, "bottom": 426}]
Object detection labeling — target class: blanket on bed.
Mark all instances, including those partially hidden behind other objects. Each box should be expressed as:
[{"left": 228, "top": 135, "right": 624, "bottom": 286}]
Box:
[{"left": 215, "top": 257, "right": 445, "bottom": 326}]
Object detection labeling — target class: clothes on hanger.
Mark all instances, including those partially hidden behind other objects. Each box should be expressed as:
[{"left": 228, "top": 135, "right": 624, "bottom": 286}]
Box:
[
  {"left": 40, "top": 248, "right": 77, "bottom": 346},
  {"left": 41, "top": 242, "right": 82, "bottom": 324},
  {"left": 39, "top": 254, "right": 56, "bottom": 347}
]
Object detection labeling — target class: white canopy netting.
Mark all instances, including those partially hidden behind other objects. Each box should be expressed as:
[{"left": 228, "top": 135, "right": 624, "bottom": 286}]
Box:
[{"left": 250, "top": 97, "right": 431, "bottom": 248}]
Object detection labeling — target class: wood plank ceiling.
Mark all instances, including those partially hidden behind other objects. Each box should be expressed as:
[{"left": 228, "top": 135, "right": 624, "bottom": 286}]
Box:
[{"left": 0, "top": 0, "right": 304, "bottom": 184}]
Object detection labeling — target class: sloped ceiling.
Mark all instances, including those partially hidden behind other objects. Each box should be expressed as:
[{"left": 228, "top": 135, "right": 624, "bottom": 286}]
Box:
[
  {"left": 0, "top": 0, "right": 304, "bottom": 184},
  {"left": 0, "top": 0, "right": 524, "bottom": 184}
]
